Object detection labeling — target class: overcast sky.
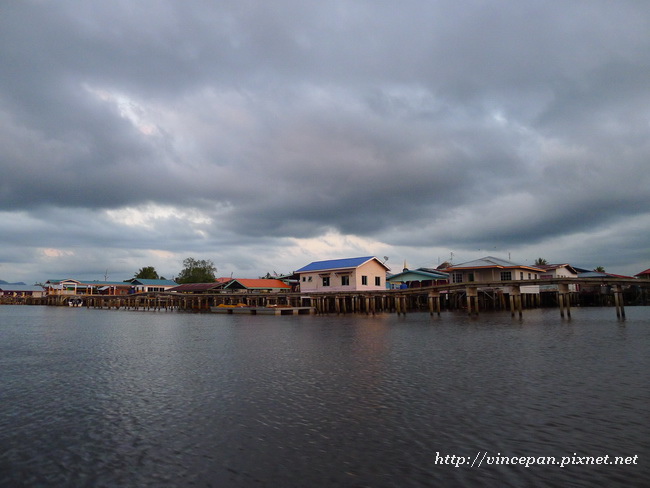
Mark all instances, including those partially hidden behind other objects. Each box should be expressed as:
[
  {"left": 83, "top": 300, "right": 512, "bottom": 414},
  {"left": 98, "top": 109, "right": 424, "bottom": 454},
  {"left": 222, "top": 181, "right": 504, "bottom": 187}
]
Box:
[{"left": 1, "top": 0, "right": 649, "bottom": 284}]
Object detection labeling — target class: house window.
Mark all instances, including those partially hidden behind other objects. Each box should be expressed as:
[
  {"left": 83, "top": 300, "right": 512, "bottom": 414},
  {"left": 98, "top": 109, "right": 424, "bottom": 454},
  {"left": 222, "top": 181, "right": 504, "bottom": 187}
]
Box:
[
  {"left": 520, "top": 272, "right": 524, "bottom": 280},
  {"left": 341, "top": 275, "right": 350, "bottom": 286},
  {"left": 468, "top": 272, "right": 475, "bottom": 282},
  {"left": 500, "top": 271, "right": 512, "bottom": 281},
  {"left": 375, "top": 276, "right": 381, "bottom": 286},
  {"left": 308, "top": 276, "right": 312, "bottom": 282},
  {"left": 362, "top": 275, "right": 368, "bottom": 285},
  {"left": 528, "top": 273, "right": 531, "bottom": 280},
  {"left": 453, "top": 273, "right": 463, "bottom": 283},
  {"left": 302, "top": 277, "right": 306, "bottom": 282},
  {"left": 322, "top": 276, "right": 330, "bottom": 287}
]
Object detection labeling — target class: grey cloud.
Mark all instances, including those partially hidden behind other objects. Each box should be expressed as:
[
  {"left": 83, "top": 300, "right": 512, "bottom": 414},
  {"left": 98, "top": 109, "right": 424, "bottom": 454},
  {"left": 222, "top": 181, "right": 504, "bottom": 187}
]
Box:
[{"left": 1, "top": 1, "right": 649, "bottom": 282}]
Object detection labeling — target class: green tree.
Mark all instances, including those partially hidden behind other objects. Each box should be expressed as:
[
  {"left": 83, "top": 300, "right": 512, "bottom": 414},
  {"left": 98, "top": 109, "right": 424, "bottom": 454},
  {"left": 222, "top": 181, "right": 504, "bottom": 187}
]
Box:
[
  {"left": 176, "top": 257, "right": 217, "bottom": 283},
  {"left": 133, "top": 266, "right": 160, "bottom": 280},
  {"left": 534, "top": 258, "right": 548, "bottom": 266},
  {"left": 594, "top": 266, "right": 606, "bottom": 272}
]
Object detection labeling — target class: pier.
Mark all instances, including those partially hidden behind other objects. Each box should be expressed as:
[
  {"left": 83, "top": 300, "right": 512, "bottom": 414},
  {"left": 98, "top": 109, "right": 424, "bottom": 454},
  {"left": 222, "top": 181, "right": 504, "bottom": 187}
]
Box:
[
  {"left": 211, "top": 305, "right": 314, "bottom": 315},
  {"left": 2, "top": 277, "right": 648, "bottom": 319}
]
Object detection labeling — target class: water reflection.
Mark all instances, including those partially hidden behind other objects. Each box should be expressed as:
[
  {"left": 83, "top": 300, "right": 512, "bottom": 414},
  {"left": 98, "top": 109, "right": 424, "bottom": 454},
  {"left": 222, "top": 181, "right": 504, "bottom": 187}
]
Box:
[{"left": 1, "top": 306, "right": 648, "bottom": 487}]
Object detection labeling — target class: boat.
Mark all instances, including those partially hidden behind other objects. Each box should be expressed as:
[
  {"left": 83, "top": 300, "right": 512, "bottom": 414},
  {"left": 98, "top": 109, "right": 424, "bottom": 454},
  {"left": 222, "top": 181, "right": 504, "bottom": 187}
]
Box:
[{"left": 68, "top": 298, "right": 83, "bottom": 307}]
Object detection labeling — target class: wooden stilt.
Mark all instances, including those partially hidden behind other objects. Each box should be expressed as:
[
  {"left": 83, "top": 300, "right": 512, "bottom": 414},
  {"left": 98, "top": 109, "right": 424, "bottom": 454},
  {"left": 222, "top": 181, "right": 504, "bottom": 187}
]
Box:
[
  {"left": 614, "top": 285, "right": 625, "bottom": 319},
  {"left": 467, "top": 287, "right": 478, "bottom": 316},
  {"left": 510, "top": 285, "right": 522, "bottom": 318}
]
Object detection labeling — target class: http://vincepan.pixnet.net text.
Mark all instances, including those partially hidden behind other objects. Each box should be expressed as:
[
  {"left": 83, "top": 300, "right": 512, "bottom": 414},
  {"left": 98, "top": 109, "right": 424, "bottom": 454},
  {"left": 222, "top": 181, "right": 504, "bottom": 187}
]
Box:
[{"left": 435, "top": 452, "right": 639, "bottom": 468}]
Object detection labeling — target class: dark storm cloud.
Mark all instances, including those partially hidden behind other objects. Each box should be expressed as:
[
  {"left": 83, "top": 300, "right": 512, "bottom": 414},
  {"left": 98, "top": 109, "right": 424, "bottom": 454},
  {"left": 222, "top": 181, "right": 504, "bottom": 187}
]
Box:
[{"left": 1, "top": 0, "right": 649, "bottom": 281}]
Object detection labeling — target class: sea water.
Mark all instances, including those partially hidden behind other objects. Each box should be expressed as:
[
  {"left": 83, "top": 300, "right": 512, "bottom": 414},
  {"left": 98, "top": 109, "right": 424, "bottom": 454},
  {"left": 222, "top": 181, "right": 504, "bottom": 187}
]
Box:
[{"left": 1, "top": 305, "right": 648, "bottom": 487}]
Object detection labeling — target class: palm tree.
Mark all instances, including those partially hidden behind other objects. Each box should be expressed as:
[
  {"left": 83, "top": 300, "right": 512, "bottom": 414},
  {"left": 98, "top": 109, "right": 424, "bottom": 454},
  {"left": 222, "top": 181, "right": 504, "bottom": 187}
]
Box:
[
  {"left": 133, "top": 266, "right": 160, "bottom": 280},
  {"left": 594, "top": 266, "right": 606, "bottom": 273},
  {"left": 534, "top": 258, "right": 548, "bottom": 266}
]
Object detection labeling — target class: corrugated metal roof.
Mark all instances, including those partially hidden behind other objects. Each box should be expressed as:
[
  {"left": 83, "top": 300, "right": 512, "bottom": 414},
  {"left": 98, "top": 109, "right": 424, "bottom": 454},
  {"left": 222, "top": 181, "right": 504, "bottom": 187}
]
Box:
[
  {"left": 296, "top": 256, "right": 384, "bottom": 273},
  {"left": 387, "top": 269, "right": 448, "bottom": 281},
  {"left": 577, "top": 271, "right": 608, "bottom": 278},
  {"left": 88, "top": 281, "right": 133, "bottom": 286},
  {"left": 0, "top": 284, "right": 44, "bottom": 292},
  {"left": 45, "top": 279, "right": 132, "bottom": 287},
  {"left": 418, "top": 267, "right": 450, "bottom": 276},
  {"left": 578, "top": 271, "right": 635, "bottom": 279},
  {"left": 46, "top": 279, "right": 82, "bottom": 285},
  {"left": 452, "top": 256, "right": 518, "bottom": 268},
  {"left": 130, "top": 279, "right": 178, "bottom": 286},
  {"left": 447, "top": 256, "right": 543, "bottom": 271},
  {"left": 169, "top": 283, "right": 224, "bottom": 292},
  {"left": 225, "top": 279, "right": 290, "bottom": 289}
]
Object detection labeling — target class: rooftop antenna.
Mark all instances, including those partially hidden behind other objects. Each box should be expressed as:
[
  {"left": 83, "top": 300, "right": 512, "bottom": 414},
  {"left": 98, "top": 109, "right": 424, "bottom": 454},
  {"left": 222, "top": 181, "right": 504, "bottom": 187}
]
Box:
[
  {"left": 383, "top": 256, "right": 389, "bottom": 263},
  {"left": 104, "top": 269, "right": 109, "bottom": 281}
]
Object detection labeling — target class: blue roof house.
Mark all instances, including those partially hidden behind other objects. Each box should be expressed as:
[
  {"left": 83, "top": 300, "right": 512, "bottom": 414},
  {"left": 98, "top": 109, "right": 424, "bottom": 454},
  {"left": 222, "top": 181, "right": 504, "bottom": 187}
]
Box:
[{"left": 295, "top": 256, "right": 390, "bottom": 293}]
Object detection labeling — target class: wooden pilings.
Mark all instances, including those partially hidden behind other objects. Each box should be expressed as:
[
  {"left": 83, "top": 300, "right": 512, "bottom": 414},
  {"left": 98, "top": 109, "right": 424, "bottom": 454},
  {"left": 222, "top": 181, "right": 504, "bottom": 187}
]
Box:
[
  {"left": 466, "top": 286, "right": 478, "bottom": 316},
  {"left": 614, "top": 284, "right": 626, "bottom": 319},
  {"left": 428, "top": 291, "right": 441, "bottom": 316},
  {"left": 509, "top": 285, "right": 523, "bottom": 318},
  {"left": 558, "top": 283, "right": 571, "bottom": 319},
  {"left": 395, "top": 295, "right": 407, "bottom": 315},
  {"left": 82, "top": 294, "right": 209, "bottom": 312},
  {"left": 309, "top": 293, "right": 399, "bottom": 315},
  {"left": 12, "top": 278, "right": 646, "bottom": 319}
]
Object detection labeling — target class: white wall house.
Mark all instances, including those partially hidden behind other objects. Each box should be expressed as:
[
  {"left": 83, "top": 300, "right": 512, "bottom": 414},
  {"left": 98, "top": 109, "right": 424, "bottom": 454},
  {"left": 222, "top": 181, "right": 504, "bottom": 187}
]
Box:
[
  {"left": 536, "top": 263, "right": 579, "bottom": 292},
  {"left": 537, "top": 264, "right": 579, "bottom": 279},
  {"left": 443, "top": 256, "right": 545, "bottom": 294},
  {"left": 295, "top": 256, "right": 390, "bottom": 293},
  {"left": 127, "top": 278, "right": 178, "bottom": 293}
]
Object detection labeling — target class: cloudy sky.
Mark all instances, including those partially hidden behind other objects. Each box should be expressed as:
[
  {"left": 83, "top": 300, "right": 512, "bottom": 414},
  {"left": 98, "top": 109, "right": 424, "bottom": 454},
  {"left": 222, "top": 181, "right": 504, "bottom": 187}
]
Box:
[{"left": 1, "top": 0, "right": 649, "bottom": 284}]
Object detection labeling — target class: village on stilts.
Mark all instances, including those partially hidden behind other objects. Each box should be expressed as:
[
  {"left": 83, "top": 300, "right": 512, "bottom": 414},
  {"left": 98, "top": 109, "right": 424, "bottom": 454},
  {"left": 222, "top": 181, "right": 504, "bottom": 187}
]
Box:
[{"left": 2, "top": 256, "right": 649, "bottom": 320}]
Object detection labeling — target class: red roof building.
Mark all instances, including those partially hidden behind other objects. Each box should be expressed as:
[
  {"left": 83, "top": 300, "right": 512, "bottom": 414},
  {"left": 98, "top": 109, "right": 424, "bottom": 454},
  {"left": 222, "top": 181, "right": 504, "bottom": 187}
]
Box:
[{"left": 635, "top": 268, "right": 650, "bottom": 280}]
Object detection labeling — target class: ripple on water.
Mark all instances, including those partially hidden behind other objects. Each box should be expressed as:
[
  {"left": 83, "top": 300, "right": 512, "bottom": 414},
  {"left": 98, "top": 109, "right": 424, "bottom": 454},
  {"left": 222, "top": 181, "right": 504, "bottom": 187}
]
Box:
[{"left": 0, "top": 306, "right": 648, "bottom": 487}]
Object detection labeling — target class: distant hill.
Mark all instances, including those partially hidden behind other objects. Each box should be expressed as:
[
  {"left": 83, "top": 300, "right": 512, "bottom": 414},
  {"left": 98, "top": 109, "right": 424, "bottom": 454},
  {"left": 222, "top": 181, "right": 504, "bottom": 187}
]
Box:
[{"left": 0, "top": 280, "right": 27, "bottom": 285}]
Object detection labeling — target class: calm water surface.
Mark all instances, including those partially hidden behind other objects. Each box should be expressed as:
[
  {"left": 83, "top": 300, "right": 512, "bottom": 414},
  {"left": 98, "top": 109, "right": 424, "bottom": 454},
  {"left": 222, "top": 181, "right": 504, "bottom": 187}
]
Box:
[{"left": 1, "top": 305, "right": 648, "bottom": 487}]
